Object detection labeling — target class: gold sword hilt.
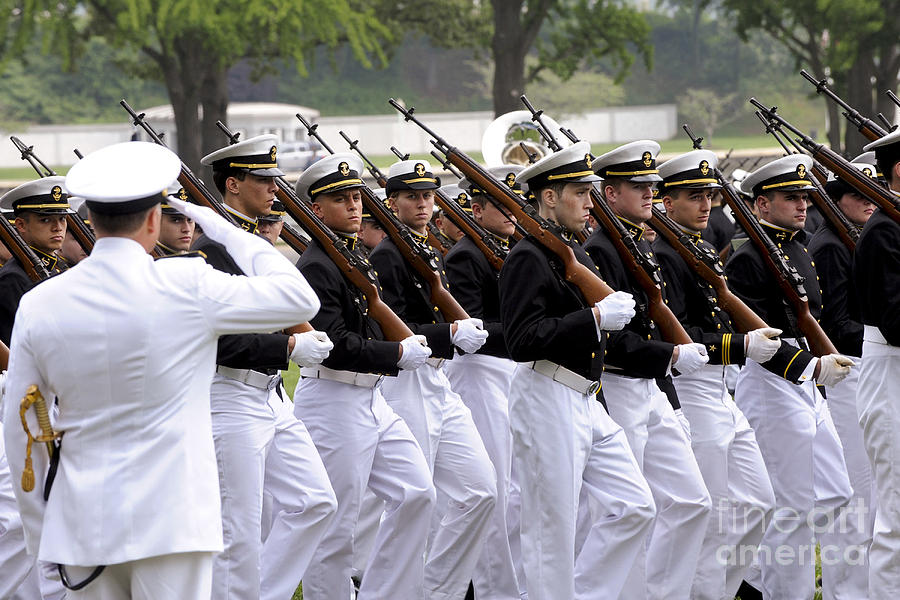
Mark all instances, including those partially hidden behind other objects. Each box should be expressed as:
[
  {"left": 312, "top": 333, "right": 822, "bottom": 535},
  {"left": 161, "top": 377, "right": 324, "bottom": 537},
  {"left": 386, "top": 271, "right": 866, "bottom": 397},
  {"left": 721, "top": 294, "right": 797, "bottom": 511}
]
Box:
[{"left": 19, "top": 384, "right": 59, "bottom": 492}]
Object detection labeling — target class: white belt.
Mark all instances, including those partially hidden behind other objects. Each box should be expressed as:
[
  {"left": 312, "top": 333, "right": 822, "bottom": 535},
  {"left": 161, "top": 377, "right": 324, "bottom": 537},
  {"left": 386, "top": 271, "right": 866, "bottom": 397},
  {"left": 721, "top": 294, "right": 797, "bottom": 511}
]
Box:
[
  {"left": 300, "top": 365, "right": 384, "bottom": 388},
  {"left": 215, "top": 366, "right": 280, "bottom": 390},
  {"left": 864, "top": 325, "right": 891, "bottom": 346},
  {"left": 426, "top": 357, "right": 446, "bottom": 369},
  {"left": 524, "top": 360, "right": 601, "bottom": 395}
]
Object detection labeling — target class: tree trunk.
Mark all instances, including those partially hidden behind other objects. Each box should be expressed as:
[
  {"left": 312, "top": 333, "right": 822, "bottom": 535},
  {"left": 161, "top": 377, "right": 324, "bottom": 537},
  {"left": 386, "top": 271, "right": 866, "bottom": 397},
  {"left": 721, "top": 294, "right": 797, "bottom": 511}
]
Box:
[
  {"left": 156, "top": 35, "right": 210, "bottom": 177},
  {"left": 200, "top": 66, "right": 230, "bottom": 187},
  {"left": 844, "top": 54, "right": 874, "bottom": 158},
  {"left": 491, "top": 0, "right": 527, "bottom": 116}
]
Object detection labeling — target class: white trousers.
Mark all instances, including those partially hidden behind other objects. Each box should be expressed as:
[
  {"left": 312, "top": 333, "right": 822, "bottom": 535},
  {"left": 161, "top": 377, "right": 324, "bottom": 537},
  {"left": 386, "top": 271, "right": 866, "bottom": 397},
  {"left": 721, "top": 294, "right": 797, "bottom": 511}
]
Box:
[
  {"left": 63, "top": 551, "right": 213, "bottom": 600},
  {"left": 381, "top": 364, "right": 497, "bottom": 600},
  {"left": 444, "top": 353, "right": 520, "bottom": 600},
  {"left": 673, "top": 364, "right": 776, "bottom": 600},
  {"left": 210, "top": 375, "right": 336, "bottom": 600},
  {"left": 0, "top": 430, "right": 35, "bottom": 599},
  {"left": 822, "top": 357, "right": 875, "bottom": 600},
  {"left": 294, "top": 377, "right": 435, "bottom": 600},
  {"left": 602, "top": 372, "right": 712, "bottom": 600},
  {"left": 510, "top": 365, "right": 656, "bottom": 600},
  {"left": 735, "top": 360, "right": 853, "bottom": 600},
  {"left": 858, "top": 338, "right": 900, "bottom": 600}
]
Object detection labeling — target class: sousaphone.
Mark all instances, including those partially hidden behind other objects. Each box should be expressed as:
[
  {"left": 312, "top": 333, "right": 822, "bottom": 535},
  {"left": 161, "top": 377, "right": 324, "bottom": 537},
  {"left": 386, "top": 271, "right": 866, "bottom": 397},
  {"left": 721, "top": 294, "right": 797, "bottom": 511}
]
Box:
[{"left": 482, "top": 110, "right": 570, "bottom": 168}]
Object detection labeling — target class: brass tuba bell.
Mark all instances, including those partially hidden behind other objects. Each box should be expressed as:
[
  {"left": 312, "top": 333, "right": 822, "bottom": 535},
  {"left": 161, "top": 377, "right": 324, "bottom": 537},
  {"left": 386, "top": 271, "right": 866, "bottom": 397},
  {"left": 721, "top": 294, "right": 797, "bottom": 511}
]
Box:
[{"left": 481, "top": 110, "right": 568, "bottom": 168}]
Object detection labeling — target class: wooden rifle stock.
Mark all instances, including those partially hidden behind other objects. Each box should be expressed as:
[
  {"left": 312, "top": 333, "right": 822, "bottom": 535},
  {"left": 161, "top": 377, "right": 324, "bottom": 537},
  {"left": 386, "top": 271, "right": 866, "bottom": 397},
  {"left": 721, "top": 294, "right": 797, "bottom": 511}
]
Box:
[
  {"left": 704, "top": 150, "right": 836, "bottom": 354},
  {"left": 359, "top": 187, "right": 469, "bottom": 321},
  {"left": 647, "top": 208, "right": 768, "bottom": 333},
  {"left": 332, "top": 129, "right": 469, "bottom": 322},
  {"left": 208, "top": 120, "right": 413, "bottom": 342},
  {"left": 0, "top": 218, "right": 51, "bottom": 282},
  {"left": 754, "top": 110, "right": 858, "bottom": 251},
  {"left": 0, "top": 339, "right": 9, "bottom": 370},
  {"left": 445, "top": 148, "right": 616, "bottom": 302},
  {"left": 433, "top": 188, "right": 506, "bottom": 271},
  {"left": 586, "top": 191, "right": 692, "bottom": 344},
  {"left": 269, "top": 182, "right": 415, "bottom": 341}
]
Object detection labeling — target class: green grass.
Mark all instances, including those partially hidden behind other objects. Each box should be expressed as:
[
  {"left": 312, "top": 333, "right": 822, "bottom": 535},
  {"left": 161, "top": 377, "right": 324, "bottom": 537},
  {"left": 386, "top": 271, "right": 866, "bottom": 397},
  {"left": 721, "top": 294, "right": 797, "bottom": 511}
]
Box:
[{"left": 0, "top": 165, "right": 71, "bottom": 182}]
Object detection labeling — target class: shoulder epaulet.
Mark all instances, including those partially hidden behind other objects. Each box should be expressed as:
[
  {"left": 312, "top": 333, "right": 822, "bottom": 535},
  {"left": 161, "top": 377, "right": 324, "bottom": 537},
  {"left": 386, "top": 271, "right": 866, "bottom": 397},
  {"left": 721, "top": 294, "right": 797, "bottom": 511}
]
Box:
[{"left": 155, "top": 250, "right": 207, "bottom": 260}]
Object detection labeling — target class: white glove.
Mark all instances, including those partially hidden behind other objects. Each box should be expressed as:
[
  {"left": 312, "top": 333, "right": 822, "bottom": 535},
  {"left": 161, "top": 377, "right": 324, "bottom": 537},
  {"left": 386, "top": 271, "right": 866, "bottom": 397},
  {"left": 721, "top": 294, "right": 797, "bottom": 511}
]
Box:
[
  {"left": 672, "top": 343, "right": 709, "bottom": 376},
  {"left": 744, "top": 327, "right": 783, "bottom": 363},
  {"left": 452, "top": 318, "right": 489, "bottom": 354},
  {"left": 594, "top": 291, "right": 636, "bottom": 331},
  {"left": 167, "top": 197, "right": 292, "bottom": 277},
  {"left": 816, "top": 354, "right": 856, "bottom": 387},
  {"left": 398, "top": 335, "right": 432, "bottom": 370},
  {"left": 289, "top": 330, "right": 334, "bottom": 367}
]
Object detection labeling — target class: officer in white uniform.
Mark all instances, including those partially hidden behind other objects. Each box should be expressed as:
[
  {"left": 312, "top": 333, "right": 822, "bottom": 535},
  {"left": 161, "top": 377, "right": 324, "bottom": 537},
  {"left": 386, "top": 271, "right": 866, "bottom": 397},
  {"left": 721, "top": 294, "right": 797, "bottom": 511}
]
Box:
[
  {"left": 853, "top": 128, "right": 900, "bottom": 598},
  {"left": 2, "top": 141, "right": 322, "bottom": 599},
  {"left": 196, "top": 135, "right": 337, "bottom": 600},
  {"left": 500, "top": 142, "right": 656, "bottom": 600},
  {"left": 725, "top": 155, "right": 855, "bottom": 599},
  {"left": 654, "top": 150, "right": 778, "bottom": 600}
]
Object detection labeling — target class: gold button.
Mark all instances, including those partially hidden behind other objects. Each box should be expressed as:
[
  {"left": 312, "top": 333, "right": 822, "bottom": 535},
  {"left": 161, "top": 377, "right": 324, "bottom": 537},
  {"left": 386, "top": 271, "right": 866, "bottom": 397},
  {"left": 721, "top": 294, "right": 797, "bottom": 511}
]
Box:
[{"left": 591, "top": 352, "right": 596, "bottom": 358}]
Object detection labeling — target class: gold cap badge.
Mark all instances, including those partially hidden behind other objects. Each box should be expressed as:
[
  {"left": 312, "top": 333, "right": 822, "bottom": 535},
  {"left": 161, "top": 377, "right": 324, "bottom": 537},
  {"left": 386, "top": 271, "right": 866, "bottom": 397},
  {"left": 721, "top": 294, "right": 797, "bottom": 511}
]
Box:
[
  {"left": 642, "top": 151, "right": 653, "bottom": 168},
  {"left": 339, "top": 161, "right": 350, "bottom": 176},
  {"left": 414, "top": 162, "right": 426, "bottom": 177}
]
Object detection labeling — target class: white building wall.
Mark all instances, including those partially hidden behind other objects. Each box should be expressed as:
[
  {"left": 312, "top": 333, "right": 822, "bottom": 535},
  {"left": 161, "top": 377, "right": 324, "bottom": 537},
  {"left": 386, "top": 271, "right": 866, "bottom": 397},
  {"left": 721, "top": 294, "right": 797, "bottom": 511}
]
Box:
[{"left": 0, "top": 103, "right": 677, "bottom": 169}]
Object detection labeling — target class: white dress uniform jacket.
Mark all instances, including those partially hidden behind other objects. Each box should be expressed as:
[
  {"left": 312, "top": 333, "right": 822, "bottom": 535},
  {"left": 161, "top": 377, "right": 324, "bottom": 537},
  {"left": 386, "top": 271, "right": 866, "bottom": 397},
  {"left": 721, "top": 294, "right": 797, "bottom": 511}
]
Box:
[{"left": 2, "top": 235, "right": 320, "bottom": 566}]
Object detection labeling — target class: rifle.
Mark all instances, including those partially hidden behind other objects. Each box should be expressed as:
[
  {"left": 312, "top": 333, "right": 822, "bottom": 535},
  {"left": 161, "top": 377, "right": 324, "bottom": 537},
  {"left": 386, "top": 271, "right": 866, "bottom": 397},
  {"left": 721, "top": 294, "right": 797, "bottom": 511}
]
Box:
[
  {"left": 389, "top": 97, "right": 618, "bottom": 304},
  {"left": 800, "top": 70, "right": 888, "bottom": 142},
  {"left": 428, "top": 150, "right": 527, "bottom": 242},
  {"left": 213, "top": 121, "right": 412, "bottom": 341},
  {"left": 0, "top": 215, "right": 51, "bottom": 282},
  {"left": 888, "top": 90, "right": 900, "bottom": 111},
  {"left": 0, "top": 339, "right": 8, "bottom": 370},
  {"left": 121, "top": 101, "right": 243, "bottom": 227},
  {"left": 534, "top": 109, "right": 690, "bottom": 344},
  {"left": 751, "top": 98, "right": 900, "bottom": 227},
  {"left": 295, "top": 113, "right": 469, "bottom": 322},
  {"left": 10, "top": 136, "right": 95, "bottom": 255},
  {"left": 683, "top": 123, "right": 837, "bottom": 356},
  {"left": 647, "top": 207, "right": 768, "bottom": 333},
  {"left": 753, "top": 111, "right": 859, "bottom": 250}
]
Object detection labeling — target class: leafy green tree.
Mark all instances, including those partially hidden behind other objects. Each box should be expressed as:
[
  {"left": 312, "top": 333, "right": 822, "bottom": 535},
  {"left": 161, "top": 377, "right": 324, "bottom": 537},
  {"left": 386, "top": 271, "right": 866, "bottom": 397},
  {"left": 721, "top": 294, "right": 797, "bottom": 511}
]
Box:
[
  {"left": 0, "top": 0, "right": 393, "bottom": 172},
  {"left": 720, "top": 0, "right": 899, "bottom": 155},
  {"left": 489, "top": 0, "right": 652, "bottom": 116}
]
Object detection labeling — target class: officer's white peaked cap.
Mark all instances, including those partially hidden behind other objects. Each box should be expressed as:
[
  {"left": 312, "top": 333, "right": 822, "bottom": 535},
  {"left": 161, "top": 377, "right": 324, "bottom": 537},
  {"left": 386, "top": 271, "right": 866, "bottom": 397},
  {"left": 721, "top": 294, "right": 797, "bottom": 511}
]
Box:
[{"left": 66, "top": 142, "right": 181, "bottom": 215}]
